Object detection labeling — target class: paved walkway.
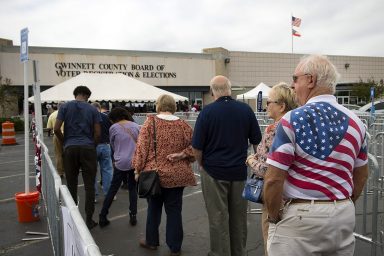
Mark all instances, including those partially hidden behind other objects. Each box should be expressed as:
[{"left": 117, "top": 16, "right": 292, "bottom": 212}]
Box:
[{"left": 0, "top": 133, "right": 381, "bottom": 255}]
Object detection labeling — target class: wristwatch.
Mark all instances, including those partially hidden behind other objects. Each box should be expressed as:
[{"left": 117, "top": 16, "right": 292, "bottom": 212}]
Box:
[{"left": 267, "top": 214, "right": 280, "bottom": 224}]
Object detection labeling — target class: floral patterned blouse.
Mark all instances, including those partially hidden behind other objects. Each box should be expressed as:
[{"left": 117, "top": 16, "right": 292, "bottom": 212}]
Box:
[
  {"left": 132, "top": 115, "right": 197, "bottom": 188},
  {"left": 246, "top": 121, "right": 279, "bottom": 177}
]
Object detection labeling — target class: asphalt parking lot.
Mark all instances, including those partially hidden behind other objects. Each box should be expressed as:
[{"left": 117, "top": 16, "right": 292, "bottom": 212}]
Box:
[{"left": 0, "top": 133, "right": 380, "bottom": 256}]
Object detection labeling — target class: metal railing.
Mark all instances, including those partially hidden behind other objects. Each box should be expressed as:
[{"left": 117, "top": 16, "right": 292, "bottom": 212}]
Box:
[
  {"left": 40, "top": 137, "right": 63, "bottom": 255},
  {"left": 355, "top": 153, "right": 384, "bottom": 256},
  {"left": 38, "top": 134, "right": 102, "bottom": 256}
]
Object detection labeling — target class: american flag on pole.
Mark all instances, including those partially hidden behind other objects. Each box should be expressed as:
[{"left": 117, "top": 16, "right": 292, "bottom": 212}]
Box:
[
  {"left": 267, "top": 100, "right": 368, "bottom": 200},
  {"left": 292, "top": 16, "right": 302, "bottom": 27},
  {"left": 292, "top": 29, "right": 301, "bottom": 37}
]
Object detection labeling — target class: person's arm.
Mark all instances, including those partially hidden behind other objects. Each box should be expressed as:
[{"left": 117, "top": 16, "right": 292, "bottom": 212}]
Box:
[
  {"left": 167, "top": 151, "right": 187, "bottom": 162},
  {"left": 264, "top": 165, "right": 287, "bottom": 223},
  {"left": 54, "top": 119, "right": 64, "bottom": 143},
  {"left": 46, "top": 115, "right": 53, "bottom": 133},
  {"left": 192, "top": 148, "right": 203, "bottom": 167},
  {"left": 132, "top": 117, "right": 152, "bottom": 172},
  {"left": 249, "top": 108, "right": 262, "bottom": 150},
  {"left": 165, "top": 122, "right": 191, "bottom": 162},
  {"left": 93, "top": 122, "right": 101, "bottom": 145},
  {"left": 351, "top": 164, "right": 368, "bottom": 203},
  {"left": 252, "top": 144, "right": 257, "bottom": 153},
  {"left": 177, "top": 122, "right": 195, "bottom": 162}
]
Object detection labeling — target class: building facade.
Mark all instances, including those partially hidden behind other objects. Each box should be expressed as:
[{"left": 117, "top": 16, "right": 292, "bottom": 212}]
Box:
[{"left": 1, "top": 38, "right": 384, "bottom": 114}]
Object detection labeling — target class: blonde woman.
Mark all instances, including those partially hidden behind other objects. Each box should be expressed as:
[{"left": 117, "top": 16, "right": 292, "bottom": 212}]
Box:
[
  {"left": 133, "top": 94, "right": 196, "bottom": 256},
  {"left": 246, "top": 82, "right": 297, "bottom": 255}
]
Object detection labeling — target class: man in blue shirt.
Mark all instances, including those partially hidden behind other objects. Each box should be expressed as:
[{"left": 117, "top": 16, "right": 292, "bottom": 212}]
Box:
[
  {"left": 54, "top": 86, "right": 101, "bottom": 229},
  {"left": 192, "top": 75, "right": 262, "bottom": 256}
]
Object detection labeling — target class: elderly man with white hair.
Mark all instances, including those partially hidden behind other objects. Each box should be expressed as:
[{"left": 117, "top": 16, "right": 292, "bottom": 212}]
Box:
[
  {"left": 192, "top": 75, "right": 262, "bottom": 256},
  {"left": 264, "top": 55, "right": 369, "bottom": 256}
]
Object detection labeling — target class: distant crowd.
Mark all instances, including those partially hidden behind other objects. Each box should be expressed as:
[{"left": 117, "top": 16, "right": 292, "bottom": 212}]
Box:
[{"left": 40, "top": 98, "right": 201, "bottom": 119}]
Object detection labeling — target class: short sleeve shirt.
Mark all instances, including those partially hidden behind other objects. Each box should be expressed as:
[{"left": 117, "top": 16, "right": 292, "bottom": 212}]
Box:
[
  {"left": 192, "top": 96, "right": 262, "bottom": 181},
  {"left": 266, "top": 95, "right": 368, "bottom": 200},
  {"left": 57, "top": 100, "right": 102, "bottom": 148}
]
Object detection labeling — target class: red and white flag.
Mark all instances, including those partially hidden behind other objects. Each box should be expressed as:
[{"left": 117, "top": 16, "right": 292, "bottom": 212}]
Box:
[
  {"left": 292, "top": 29, "right": 301, "bottom": 37},
  {"left": 292, "top": 16, "right": 302, "bottom": 27}
]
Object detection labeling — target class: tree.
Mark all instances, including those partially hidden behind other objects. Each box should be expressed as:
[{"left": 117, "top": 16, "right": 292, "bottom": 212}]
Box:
[
  {"left": 0, "top": 76, "right": 18, "bottom": 117},
  {"left": 350, "top": 78, "right": 384, "bottom": 104}
]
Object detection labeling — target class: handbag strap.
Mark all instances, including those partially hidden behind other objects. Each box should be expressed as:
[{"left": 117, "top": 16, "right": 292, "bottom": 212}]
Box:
[
  {"left": 119, "top": 123, "right": 137, "bottom": 143},
  {"left": 152, "top": 117, "right": 157, "bottom": 167}
]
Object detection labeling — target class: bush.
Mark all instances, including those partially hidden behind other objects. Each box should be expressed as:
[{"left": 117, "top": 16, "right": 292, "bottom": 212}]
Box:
[{"left": 0, "top": 117, "right": 24, "bottom": 132}]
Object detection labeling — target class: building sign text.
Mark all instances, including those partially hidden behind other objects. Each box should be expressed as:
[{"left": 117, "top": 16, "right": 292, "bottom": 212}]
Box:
[{"left": 54, "top": 62, "right": 177, "bottom": 79}]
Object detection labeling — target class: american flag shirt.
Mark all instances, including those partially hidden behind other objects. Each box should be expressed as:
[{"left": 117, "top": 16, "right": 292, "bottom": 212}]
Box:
[{"left": 266, "top": 95, "right": 368, "bottom": 200}]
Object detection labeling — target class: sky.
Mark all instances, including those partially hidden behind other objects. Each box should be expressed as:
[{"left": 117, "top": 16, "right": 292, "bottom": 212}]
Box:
[{"left": 1, "top": 0, "right": 384, "bottom": 57}]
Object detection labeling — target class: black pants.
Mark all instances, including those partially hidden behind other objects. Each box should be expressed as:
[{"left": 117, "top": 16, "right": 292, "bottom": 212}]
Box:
[
  {"left": 146, "top": 187, "right": 185, "bottom": 253},
  {"left": 64, "top": 145, "right": 97, "bottom": 220},
  {"left": 100, "top": 168, "right": 137, "bottom": 217}
]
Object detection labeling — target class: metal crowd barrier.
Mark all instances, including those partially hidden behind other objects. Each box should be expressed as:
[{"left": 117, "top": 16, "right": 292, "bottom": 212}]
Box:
[
  {"left": 38, "top": 135, "right": 102, "bottom": 256},
  {"left": 355, "top": 153, "right": 384, "bottom": 256},
  {"left": 373, "top": 132, "right": 384, "bottom": 182},
  {"left": 40, "top": 137, "right": 63, "bottom": 255}
]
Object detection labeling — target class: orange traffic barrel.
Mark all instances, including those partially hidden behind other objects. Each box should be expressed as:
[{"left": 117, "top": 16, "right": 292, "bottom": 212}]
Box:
[{"left": 1, "top": 121, "right": 17, "bottom": 145}]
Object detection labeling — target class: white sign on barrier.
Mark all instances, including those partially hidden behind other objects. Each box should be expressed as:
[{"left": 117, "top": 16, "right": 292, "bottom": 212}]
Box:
[{"left": 62, "top": 206, "right": 87, "bottom": 256}]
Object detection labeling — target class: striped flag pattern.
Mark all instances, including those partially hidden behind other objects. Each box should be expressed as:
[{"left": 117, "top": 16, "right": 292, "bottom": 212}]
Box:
[
  {"left": 267, "top": 101, "right": 368, "bottom": 200},
  {"left": 292, "top": 16, "right": 302, "bottom": 27},
  {"left": 292, "top": 16, "right": 302, "bottom": 37},
  {"left": 292, "top": 29, "right": 301, "bottom": 37}
]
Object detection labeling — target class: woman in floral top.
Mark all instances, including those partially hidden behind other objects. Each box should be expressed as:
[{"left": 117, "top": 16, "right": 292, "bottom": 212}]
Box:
[
  {"left": 246, "top": 82, "right": 297, "bottom": 256},
  {"left": 133, "top": 94, "right": 196, "bottom": 256}
]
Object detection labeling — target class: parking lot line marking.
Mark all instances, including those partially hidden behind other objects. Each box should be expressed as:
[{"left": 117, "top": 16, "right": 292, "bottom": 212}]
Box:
[
  {"left": 0, "top": 149, "right": 27, "bottom": 155},
  {"left": 0, "top": 239, "right": 48, "bottom": 254},
  {"left": 0, "top": 173, "right": 37, "bottom": 180},
  {"left": 0, "top": 158, "right": 35, "bottom": 165},
  {"left": 0, "top": 197, "right": 14, "bottom": 203}
]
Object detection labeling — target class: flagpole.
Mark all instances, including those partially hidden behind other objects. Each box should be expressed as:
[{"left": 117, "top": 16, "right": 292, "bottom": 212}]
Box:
[{"left": 291, "top": 13, "right": 293, "bottom": 54}]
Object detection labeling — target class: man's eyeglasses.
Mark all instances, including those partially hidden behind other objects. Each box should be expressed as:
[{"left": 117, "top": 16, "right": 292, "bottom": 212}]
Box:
[
  {"left": 292, "top": 74, "right": 310, "bottom": 83},
  {"left": 266, "top": 100, "right": 279, "bottom": 106}
]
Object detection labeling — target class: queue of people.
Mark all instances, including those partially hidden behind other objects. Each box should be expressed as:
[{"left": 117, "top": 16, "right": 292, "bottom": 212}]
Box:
[{"left": 49, "top": 54, "right": 368, "bottom": 256}]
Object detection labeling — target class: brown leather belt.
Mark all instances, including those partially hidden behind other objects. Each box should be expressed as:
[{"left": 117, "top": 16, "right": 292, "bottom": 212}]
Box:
[{"left": 290, "top": 198, "right": 350, "bottom": 204}]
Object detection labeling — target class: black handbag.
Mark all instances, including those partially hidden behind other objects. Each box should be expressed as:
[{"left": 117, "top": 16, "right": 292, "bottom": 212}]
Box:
[
  {"left": 137, "top": 170, "right": 161, "bottom": 198},
  {"left": 137, "top": 117, "right": 162, "bottom": 198},
  {"left": 242, "top": 174, "right": 264, "bottom": 204}
]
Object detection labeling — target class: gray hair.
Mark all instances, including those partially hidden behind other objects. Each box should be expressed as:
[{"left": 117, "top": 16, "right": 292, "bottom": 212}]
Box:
[
  {"left": 156, "top": 94, "right": 176, "bottom": 114},
  {"left": 298, "top": 55, "right": 340, "bottom": 94},
  {"left": 210, "top": 75, "right": 232, "bottom": 97},
  {"left": 91, "top": 102, "right": 101, "bottom": 110}
]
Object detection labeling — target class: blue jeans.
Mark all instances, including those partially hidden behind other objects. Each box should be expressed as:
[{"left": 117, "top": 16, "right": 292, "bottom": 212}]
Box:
[
  {"left": 95, "top": 143, "right": 113, "bottom": 196},
  {"left": 100, "top": 167, "right": 137, "bottom": 217},
  {"left": 146, "top": 187, "right": 185, "bottom": 253}
]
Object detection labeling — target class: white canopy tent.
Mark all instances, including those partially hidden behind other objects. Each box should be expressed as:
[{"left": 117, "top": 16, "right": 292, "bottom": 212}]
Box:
[
  {"left": 28, "top": 73, "right": 188, "bottom": 103},
  {"left": 236, "top": 82, "right": 271, "bottom": 100}
]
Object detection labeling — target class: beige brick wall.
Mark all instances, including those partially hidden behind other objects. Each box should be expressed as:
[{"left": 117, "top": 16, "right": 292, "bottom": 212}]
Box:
[{"left": 227, "top": 51, "right": 384, "bottom": 90}]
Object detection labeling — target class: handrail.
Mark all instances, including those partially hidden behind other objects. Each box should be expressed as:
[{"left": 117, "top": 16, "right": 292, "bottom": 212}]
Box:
[{"left": 59, "top": 186, "right": 102, "bottom": 256}]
